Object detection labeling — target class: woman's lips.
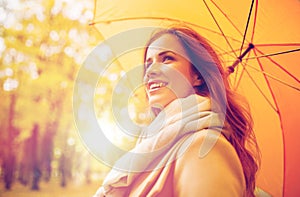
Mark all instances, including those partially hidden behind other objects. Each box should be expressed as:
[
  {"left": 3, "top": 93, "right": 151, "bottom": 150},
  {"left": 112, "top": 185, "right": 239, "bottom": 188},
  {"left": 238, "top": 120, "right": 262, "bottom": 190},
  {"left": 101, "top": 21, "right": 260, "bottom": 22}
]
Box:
[{"left": 147, "top": 81, "right": 168, "bottom": 92}]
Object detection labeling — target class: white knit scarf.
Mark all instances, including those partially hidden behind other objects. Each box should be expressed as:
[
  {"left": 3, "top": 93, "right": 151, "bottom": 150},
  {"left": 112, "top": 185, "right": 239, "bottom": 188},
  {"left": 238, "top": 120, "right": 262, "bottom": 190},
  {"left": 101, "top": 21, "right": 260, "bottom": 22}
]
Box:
[{"left": 94, "top": 94, "right": 224, "bottom": 197}]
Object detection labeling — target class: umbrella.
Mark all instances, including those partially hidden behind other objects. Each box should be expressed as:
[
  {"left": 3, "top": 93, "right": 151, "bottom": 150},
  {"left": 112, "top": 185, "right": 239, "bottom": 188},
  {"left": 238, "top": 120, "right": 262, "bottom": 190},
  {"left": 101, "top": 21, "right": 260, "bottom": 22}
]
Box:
[{"left": 87, "top": 0, "right": 300, "bottom": 196}]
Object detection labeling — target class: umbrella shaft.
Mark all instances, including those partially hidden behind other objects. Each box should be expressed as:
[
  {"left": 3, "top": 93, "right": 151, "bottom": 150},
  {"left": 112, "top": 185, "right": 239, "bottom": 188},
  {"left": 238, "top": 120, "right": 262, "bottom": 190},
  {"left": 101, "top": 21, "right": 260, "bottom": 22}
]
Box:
[{"left": 228, "top": 43, "right": 254, "bottom": 74}]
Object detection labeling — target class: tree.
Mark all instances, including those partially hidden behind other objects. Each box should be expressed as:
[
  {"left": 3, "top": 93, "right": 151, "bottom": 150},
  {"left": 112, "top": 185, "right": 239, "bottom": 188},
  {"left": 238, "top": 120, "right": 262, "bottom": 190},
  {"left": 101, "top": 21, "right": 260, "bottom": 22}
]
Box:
[{"left": 0, "top": 0, "right": 102, "bottom": 189}]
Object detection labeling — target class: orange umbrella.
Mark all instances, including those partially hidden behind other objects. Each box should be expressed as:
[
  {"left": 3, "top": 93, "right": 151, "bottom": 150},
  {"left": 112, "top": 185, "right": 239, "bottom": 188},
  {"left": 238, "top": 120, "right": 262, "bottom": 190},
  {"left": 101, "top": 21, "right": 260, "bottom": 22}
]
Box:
[{"left": 88, "top": 0, "right": 300, "bottom": 196}]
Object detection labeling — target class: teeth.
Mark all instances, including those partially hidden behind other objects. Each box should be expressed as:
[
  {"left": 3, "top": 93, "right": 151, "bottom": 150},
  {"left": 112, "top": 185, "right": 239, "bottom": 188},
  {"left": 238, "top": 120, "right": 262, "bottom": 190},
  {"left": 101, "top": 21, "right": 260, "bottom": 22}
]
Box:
[{"left": 150, "top": 82, "right": 166, "bottom": 90}]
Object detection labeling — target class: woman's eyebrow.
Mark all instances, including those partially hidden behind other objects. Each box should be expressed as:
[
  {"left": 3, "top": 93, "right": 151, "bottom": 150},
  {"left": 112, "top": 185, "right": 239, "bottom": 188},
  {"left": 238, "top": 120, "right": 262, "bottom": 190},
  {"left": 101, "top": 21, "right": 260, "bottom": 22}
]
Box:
[
  {"left": 158, "top": 50, "right": 176, "bottom": 57},
  {"left": 145, "top": 50, "right": 177, "bottom": 63}
]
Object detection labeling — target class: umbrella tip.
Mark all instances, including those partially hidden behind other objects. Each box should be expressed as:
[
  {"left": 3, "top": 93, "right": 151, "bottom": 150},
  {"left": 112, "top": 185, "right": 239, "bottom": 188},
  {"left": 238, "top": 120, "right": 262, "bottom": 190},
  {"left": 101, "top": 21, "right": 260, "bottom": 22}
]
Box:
[
  {"left": 249, "top": 43, "right": 255, "bottom": 49},
  {"left": 227, "top": 66, "right": 235, "bottom": 75}
]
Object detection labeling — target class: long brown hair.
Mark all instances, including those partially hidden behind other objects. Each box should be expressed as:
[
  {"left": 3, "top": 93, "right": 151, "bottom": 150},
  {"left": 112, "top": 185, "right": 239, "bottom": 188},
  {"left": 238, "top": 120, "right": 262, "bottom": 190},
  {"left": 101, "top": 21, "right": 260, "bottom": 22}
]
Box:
[{"left": 143, "top": 26, "right": 260, "bottom": 197}]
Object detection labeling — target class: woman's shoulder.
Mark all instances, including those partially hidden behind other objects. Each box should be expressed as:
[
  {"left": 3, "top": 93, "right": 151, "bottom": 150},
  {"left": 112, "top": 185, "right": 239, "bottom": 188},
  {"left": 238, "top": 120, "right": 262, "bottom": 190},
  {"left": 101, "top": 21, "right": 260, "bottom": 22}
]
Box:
[
  {"left": 173, "top": 129, "right": 246, "bottom": 196},
  {"left": 175, "top": 129, "right": 243, "bottom": 167}
]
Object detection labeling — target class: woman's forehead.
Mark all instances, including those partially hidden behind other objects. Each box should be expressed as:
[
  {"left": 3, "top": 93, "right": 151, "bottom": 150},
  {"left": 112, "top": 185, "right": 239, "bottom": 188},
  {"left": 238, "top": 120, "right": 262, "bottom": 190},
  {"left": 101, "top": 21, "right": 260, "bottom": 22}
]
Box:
[{"left": 146, "top": 34, "right": 188, "bottom": 59}]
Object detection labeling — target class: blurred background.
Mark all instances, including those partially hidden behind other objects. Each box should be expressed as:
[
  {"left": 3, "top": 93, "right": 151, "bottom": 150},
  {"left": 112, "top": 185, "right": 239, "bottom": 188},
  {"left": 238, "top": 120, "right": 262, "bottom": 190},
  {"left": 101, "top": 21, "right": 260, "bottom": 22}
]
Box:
[{"left": 0, "top": 0, "right": 125, "bottom": 196}]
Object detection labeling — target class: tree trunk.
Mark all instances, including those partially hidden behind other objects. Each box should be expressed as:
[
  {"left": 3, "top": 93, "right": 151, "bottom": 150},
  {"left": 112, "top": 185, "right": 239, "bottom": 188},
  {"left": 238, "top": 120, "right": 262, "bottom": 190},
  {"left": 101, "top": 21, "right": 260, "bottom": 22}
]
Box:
[
  {"left": 3, "top": 93, "right": 17, "bottom": 190},
  {"left": 3, "top": 154, "right": 15, "bottom": 190},
  {"left": 30, "top": 124, "right": 41, "bottom": 190},
  {"left": 41, "top": 125, "right": 55, "bottom": 182}
]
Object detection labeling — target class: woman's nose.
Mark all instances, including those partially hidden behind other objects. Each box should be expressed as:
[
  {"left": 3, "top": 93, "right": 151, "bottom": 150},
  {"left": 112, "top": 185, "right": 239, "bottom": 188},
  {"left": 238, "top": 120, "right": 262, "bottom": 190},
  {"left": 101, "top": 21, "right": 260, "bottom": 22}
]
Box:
[{"left": 144, "top": 63, "right": 162, "bottom": 82}]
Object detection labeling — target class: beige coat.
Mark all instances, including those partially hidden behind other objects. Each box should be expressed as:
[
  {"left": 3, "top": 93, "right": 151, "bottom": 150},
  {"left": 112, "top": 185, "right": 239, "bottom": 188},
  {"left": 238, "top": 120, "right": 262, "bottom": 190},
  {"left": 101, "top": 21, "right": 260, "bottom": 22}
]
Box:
[{"left": 126, "top": 130, "right": 246, "bottom": 197}]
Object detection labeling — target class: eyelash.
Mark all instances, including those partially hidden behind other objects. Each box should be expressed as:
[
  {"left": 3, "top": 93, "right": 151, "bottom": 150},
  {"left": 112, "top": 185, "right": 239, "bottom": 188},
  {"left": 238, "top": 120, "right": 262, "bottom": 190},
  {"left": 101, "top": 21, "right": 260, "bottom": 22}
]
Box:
[{"left": 163, "top": 55, "right": 174, "bottom": 62}]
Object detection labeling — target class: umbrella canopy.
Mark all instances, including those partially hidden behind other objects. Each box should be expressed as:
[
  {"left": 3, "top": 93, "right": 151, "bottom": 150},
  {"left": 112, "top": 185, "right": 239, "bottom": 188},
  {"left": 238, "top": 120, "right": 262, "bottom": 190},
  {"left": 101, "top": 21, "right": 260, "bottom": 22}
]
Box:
[{"left": 90, "top": 0, "right": 300, "bottom": 196}]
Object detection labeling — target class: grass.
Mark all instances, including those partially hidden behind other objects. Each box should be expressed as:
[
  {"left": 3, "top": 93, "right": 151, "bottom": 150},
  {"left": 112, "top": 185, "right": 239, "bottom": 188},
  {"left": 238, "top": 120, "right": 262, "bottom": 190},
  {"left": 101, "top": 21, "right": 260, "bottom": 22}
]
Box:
[{"left": 0, "top": 178, "right": 102, "bottom": 197}]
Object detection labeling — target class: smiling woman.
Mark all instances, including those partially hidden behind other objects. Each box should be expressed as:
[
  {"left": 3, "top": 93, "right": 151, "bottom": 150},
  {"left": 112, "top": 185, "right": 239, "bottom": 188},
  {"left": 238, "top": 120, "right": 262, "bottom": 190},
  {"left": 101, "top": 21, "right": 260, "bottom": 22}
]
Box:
[{"left": 94, "top": 26, "right": 260, "bottom": 197}]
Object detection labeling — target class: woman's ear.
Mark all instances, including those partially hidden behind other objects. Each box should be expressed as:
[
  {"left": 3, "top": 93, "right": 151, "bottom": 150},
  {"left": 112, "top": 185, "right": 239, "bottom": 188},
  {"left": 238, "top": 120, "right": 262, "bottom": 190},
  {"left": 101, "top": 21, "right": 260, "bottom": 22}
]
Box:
[{"left": 192, "top": 74, "right": 203, "bottom": 87}]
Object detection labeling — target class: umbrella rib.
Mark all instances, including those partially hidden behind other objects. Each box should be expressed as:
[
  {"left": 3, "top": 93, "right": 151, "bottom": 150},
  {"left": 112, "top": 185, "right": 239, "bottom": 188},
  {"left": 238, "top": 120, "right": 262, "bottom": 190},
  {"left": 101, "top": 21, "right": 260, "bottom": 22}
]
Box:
[
  {"left": 203, "top": 0, "right": 238, "bottom": 58},
  {"left": 209, "top": 0, "right": 244, "bottom": 38},
  {"left": 218, "top": 49, "right": 240, "bottom": 57},
  {"left": 90, "top": 17, "right": 243, "bottom": 44},
  {"left": 242, "top": 65, "right": 278, "bottom": 112},
  {"left": 254, "top": 48, "right": 282, "bottom": 113},
  {"left": 242, "top": 62, "right": 300, "bottom": 91},
  {"left": 234, "top": 47, "right": 300, "bottom": 91},
  {"left": 214, "top": 45, "right": 250, "bottom": 86},
  {"left": 246, "top": 48, "right": 300, "bottom": 60},
  {"left": 254, "top": 46, "right": 286, "bottom": 197},
  {"left": 232, "top": 63, "right": 246, "bottom": 91},
  {"left": 233, "top": 47, "right": 255, "bottom": 88},
  {"left": 239, "top": 0, "right": 255, "bottom": 57},
  {"left": 255, "top": 48, "right": 300, "bottom": 84},
  {"left": 210, "top": 0, "right": 257, "bottom": 57},
  {"left": 255, "top": 43, "right": 300, "bottom": 47},
  {"left": 254, "top": 47, "right": 286, "bottom": 197},
  {"left": 219, "top": 45, "right": 252, "bottom": 59},
  {"left": 244, "top": 48, "right": 300, "bottom": 84},
  {"left": 211, "top": 44, "right": 244, "bottom": 86},
  {"left": 250, "top": 0, "right": 258, "bottom": 43}
]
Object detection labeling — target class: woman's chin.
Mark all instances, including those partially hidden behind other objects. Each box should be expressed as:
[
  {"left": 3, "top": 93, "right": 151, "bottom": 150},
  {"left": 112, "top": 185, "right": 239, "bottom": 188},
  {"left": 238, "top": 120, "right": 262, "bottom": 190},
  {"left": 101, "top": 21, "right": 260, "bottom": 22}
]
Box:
[{"left": 148, "top": 95, "right": 176, "bottom": 110}]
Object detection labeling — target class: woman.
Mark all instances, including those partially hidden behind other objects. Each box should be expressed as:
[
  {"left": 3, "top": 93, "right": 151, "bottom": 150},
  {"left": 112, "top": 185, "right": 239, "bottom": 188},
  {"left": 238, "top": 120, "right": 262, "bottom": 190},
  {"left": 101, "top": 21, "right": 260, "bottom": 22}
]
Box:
[{"left": 94, "top": 26, "right": 260, "bottom": 197}]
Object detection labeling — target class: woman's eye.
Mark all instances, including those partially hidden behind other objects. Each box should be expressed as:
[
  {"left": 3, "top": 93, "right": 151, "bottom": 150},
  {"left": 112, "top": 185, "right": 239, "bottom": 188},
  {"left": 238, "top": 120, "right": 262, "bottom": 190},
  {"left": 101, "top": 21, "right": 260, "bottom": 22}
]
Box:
[
  {"left": 163, "top": 56, "right": 174, "bottom": 63},
  {"left": 145, "top": 61, "right": 152, "bottom": 68}
]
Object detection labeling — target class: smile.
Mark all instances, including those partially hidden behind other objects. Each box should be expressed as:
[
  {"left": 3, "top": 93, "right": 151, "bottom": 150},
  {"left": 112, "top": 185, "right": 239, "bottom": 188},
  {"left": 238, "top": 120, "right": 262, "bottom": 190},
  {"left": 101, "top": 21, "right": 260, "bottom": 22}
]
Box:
[{"left": 148, "top": 81, "right": 168, "bottom": 91}]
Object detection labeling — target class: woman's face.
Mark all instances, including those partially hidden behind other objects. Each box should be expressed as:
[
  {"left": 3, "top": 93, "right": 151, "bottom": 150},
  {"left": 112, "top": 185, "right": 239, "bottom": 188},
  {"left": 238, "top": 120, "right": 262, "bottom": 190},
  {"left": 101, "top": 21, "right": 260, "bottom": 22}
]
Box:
[{"left": 144, "top": 34, "right": 198, "bottom": 109}]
